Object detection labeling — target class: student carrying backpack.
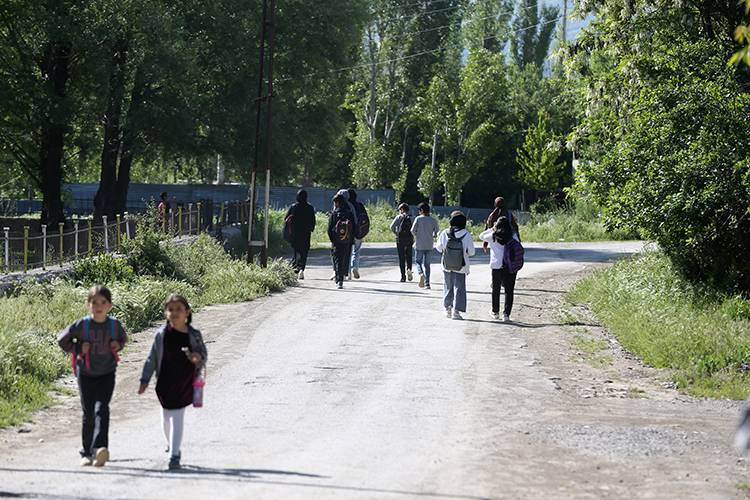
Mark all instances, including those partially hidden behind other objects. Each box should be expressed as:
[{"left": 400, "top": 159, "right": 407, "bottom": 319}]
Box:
[
  {"left": 348, "top": 189, "right": 369, "bottom": 280},
  {"left": 284, "top": 190, "right": 316, "bottom": 279},
  {"left": 390, "top": 203, "right": 414, "bottom": 282},
  {"left": 480, "top": 215, "right": 523, "bottom": 322},
  {"left": 436, "top": 211, "right": 475, "bottom": 320},
  {"left": 328, "top": 194, "right": 355, "bottom": 289}
]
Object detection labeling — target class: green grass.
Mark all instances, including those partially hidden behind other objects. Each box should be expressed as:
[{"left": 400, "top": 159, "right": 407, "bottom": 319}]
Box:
[
  {"left": 0, "top": 232, "right": 295, "bottom": 427},
  {"left": 569, "top": 251, "right": 750, "bottom": 399}
]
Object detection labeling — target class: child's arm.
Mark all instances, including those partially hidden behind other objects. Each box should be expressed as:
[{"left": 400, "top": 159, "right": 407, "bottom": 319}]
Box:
[
  {"left": 111, "top": 320, "right": 127, "bottom": 352},
  {"left": 190, "top": 329, "right": 208, "bottom": 366},
  {"left": 57, "top": 320, "right": 82, "bottom": 353},
  {"left": 138, "top": 334, "right": 159, "bottom": 393},
  {"left": 465, "top": 234, "right": 476, "bottom": 257},
  {"left": 478, "top": 228, "right": 494, "bottom": 243}
]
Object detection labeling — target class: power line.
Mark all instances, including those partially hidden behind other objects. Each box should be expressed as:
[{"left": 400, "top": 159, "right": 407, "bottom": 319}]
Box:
[{"left": 282, "top": 14, "right": 568, "bottom": 83}]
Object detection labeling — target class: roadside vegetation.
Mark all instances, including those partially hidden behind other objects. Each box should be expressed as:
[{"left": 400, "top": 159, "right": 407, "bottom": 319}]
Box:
[
  {"left": 569, "top": 251, "right": 750, "bottom": 399},
  {"left": 0, "top": 227, "right": 295, "bottom": 427}
]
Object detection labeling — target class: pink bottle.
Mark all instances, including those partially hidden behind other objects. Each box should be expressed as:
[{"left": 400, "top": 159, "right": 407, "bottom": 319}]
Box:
[{"left": 192, "top": 374, "right": 205, "bottom": 408}]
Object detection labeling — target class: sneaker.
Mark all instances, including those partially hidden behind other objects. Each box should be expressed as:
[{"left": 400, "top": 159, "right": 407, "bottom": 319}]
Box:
[
  {"left": 452, "top": 310, "right": 464, "bottom": 320},
  {"left": 94, "top": 447, "right": 109, "bottom": 467},
  {"left": 407, "top": 270, "right": 413, "bottom": 281},
  {"left": 418, "top": 275, "right": 425, "bottom": 288},
  {"left": 337, "top": 282, "right": 343, "bottom": 289},
  {"left": 445, "top": 307, "right": 452, "bottom": 318},
  {"left": 168, "top": 454, "right": 181, "bottom": 470},
  {"left": 353, "top": 268, "right": 360, "bottom": 279},
  {"left": 329, "top": 272, "right": 336, "bottom": 281},
  {"left": 425, "top": 284, "right": 431, "bottom": 290},
  {"left": 346, "top": 273, "right": 352, "bottom": 281},
  {"left": 400, "top": 276, "right": 406, "bottom": 283},
  {"left": 502, "top": 314, "right": 510, "bottom": 322},
  {"left": 490, "top": 312, "right": 500, "bottom": 320},
  {"left": 298, "top": 270, "right": 304, "bottom": 280},
  {"left": 80, "top": 456, "right": 93, "bottom": 466}
]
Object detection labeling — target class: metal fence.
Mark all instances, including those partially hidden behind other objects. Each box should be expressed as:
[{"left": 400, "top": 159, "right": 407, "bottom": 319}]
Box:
[{"left": 1, "top": 200, "right": 252, "bottom": 274}]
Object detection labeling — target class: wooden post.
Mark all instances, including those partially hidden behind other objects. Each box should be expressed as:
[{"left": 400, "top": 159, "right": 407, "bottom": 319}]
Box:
[
  {"left": 124, "top": 212, "right": 131, "bottom": 239},
  {"left": 74, "top": 220, "right": 79, "bottom": 259},
  {"left": 116, "top": 214, "right": 122, "bottom": 249},
  {"left": 103, "top": 216, "right": 109, "bottom": 251},
  {"left": 3, "top": 227, "right": 9, "bottom": 271},
  {"left": 197, "top": 202, "right": 202, "bottom": 233},
  {"left": 23, "top": 226, "right": 29, "bottom": 273},
  {"left": 178, "top": 206, "right": 183, "bottom": 235},
  {"left": 188, "top": 203, "right": 193, "bottom": 234},
  {"left": 87, "top": 219, "right": 93, "bottom": 254},
  {"left": 58, "top": 222, "right": 64, "bottom": 267},
  {"left": 41, "top": 224, "right": 47, "bottom": 269}
]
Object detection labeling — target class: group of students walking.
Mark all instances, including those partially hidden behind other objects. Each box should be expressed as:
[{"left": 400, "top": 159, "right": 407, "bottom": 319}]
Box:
[
  {"left": 285, "top": 189, "right": 523, "bottom": 322},
  {"left": 57, "top": 286, "right": 207, "bottom": 471}
]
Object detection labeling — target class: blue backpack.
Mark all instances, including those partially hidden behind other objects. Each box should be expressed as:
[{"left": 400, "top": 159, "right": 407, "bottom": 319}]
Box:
[{"left": 72, "top": 316, "right": 120, "bottom": 375}]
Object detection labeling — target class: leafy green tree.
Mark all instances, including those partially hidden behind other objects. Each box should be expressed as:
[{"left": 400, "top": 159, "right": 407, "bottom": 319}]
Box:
[
  {"left": 516, "top": 110, "right": 565, "bottom": 190},
  {"left": 509, "top": 0, "right": 559, "bottom": 71}
]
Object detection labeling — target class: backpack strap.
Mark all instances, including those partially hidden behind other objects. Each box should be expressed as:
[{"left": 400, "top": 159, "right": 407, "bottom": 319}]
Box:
[
  {"left": 81, "top": 317, "right": 91, "bottom": 371},
  {"left": 109, "top": 316, "right": 121, "bottom": 364}
]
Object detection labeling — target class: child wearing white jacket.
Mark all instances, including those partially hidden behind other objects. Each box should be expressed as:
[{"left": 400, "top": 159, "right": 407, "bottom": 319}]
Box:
[
  {"left": 479, "top": 216, "right": 520, "bottom": 322},
  {"left": 435, "top": 211, "right": 475, "bottom": 320}
]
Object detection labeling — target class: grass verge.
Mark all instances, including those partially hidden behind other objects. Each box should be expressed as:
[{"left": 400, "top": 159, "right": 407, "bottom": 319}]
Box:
[
  {"left": 569, "top": 251, "right": 750, "bottom": 399},
  {"left": 0, "top": 232, "right": 295, "bottom": 427}
]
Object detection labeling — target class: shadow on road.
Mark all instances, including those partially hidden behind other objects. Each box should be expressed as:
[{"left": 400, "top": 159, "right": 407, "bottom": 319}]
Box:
[{"left": 0, "top": 466, "right": 489, "bottom": 500}]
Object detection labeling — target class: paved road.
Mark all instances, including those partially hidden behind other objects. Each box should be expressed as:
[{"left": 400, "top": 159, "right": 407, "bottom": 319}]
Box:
[{"left": 0, "top": 241, "right": 745, "bottom": 499}]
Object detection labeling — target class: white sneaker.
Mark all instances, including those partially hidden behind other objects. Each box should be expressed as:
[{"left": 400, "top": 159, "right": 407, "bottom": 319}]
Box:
[
  {"left": 329, "top": 272, "right": 336, "bottom": 281},
  {"left": 445, "top": 307, "right": 452, "bottom": 318},
  {"left": 407, "top": 270, "right": 413, "bottom": 281},
  {"left": 80, "top": 456, "right": 93, "bottom": 466},
  {"left": 452, "top": 310, "right": 463, "bottom": 320},
  {"left": 94, "top": 447, "right": 109, "bottom": 467},
  {"left": 346, "top": 273, "right": 352, "bottom": 281},
  {"left": 353, "top": 268, "right": 360, "bottom": 279},
  {"left": 298, "top": 270, "right": 304, "bottom": 280},
  {"left": 425, "top": 284, "right": 431, "bottom": 290},
  {"left": 337, "top": 282, "right": 343, "bottom": 289},
  {"left": 502, "top": 314, "right": 510, "bottom": 322},
  {"left": 490, "top": 312, "right": 500, "bottom": 320},
  {"left": 418, "top": 275, "right": 425, "bottom": 288}
]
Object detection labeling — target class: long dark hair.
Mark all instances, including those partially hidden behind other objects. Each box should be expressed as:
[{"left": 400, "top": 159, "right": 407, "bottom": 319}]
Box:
[{"left": 164, "top": 294, "right": 193, "bottom": 325}]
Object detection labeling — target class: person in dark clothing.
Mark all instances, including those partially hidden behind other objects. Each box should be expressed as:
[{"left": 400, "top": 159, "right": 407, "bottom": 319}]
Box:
[
  {"left": 139, "top": 294, "right": 208, "bottom": 470},
  {"left": 328, "top": 194, "right": 356, "bottom": 289},
  {"left": 389, "top": 203, "right": 414, "bottom": 282},
  {"left": 285, "top": 189, "right": 316, "bottom": 279},
  {"left": 58, "top": 285, "right": 127, "bottom": 467},
  {"left": 347, "top": 188, "right": 369, "bottom": 279},
  {"left": 484, "top": 196, "right": 520, "bottom": 251}
]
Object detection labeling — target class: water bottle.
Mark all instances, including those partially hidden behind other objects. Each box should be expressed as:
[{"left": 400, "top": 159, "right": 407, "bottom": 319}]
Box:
[{"left": 192, "top": 372, "right": 205, "bottom": 408}]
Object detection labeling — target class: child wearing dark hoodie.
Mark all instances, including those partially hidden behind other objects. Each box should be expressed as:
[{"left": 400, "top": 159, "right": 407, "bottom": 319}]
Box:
[
  {"left": 328, "top": 194, "right": 356, "bottom": 289},
  {"left": 389, "top": 203, "right": 414, "bottom": 282},
  {"left": 285, "top": 189, "right": 316, "bottom": 279},
  {"left": 484, "top": 196, "right": 519, "bottom": 251},
  {"left": 139, "top": 294, "right": 207, "bottom": 470},
  {"left": 435, "top": 211, "right": 476, "bottom": 320},
  {"left": 57, "top": 285, "right": 127, "bottom": 467}
]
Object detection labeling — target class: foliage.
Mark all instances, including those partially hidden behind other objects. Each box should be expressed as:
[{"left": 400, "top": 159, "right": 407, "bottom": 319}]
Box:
[
  {"left": 572, "top": 37, "right": 750, "bottom": 291},
  {"left": 510, "top": 0, "right": 559, "bottom": 71},
  {"left": 120, "top": 226, "right": 177, "bottom": 279},
  {"left": 571, "top": 251, "right": 750, "bottom": 399},
  {"left": 521, "top": 199, "right": 638, "bottom": 242},
  {"left": 71, "top": 253, "right": 135, "bottom": 286},
  {"left": 516, "top": 110, "right": 566, "bottom": 190}
]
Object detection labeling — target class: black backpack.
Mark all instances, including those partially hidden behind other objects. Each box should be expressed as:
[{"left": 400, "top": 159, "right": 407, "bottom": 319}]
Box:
[
  {"left": 334, "top": 211, "right": 353, "bottom": 243},
  {"left": 396, "top": 214, "right": 412, "bottom": 239},
  {"left": 355, "top": 202, "right": 370, "bottom": 239}
]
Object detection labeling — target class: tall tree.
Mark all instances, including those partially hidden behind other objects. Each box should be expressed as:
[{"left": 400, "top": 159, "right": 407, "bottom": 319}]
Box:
[{"left": 509, "top": 0, "right": 559, "bottom": 71}]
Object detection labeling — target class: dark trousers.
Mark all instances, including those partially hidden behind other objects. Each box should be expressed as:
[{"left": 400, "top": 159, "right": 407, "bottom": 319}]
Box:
[
  {"left": 492, "top": 268, "right": 517, "bottom": 315},
  {"left": 396, "top": 241, "right": 413, "bottom": 278},
  {"left": 292, "top": 243, "right": 310, "bottom": 271},
  {"left": 78, "top": 371, "right": 116, "bottom": 457},
  {"left": 343, "top": 242, "right": 353, "bottom": 276},
  {"left": 331, "top": 244, "right": 349, "bottom": 283}
]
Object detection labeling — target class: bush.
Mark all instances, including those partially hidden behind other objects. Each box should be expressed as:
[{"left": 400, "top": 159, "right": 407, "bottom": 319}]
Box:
[
  {"left": 71, "top": 253, "right": 135, "bottom": 286},
  {"left": 120, "top": 226, "right": 177, "bottom": 279}
]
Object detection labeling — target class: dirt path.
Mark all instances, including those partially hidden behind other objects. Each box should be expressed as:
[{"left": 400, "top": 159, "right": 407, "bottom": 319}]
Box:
[{"left": 0, "top": 241, "right": 746, "bottom": 499}]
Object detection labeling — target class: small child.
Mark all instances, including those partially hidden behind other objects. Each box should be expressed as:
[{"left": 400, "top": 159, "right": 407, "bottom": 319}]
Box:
[
  {"left": 57, "top": 285, "right": 127, "bottom": 467},
  {"left": 389, "top": 203, "right": 414, "bottom": 282},
  {"left": 139, "top": 294, "right": 207, "bottom": 470},
  {"left": 479, "top": 216, "right": 520, "bottom": 322}
]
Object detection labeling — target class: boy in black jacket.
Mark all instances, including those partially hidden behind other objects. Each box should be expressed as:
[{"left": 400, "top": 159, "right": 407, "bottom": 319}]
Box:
[
  {"left": 284, "top": 189, "right": 316, "bottom": 279},
  {"left": 328, "top": 194, "right": 355, "bottom": 289}
]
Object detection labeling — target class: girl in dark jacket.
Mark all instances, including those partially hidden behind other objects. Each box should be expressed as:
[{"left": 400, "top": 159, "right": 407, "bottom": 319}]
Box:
[
  {"left": 285, "top": 189, "right": 316, "bottom": 279},
  {"left": 327, "top": 194, "right": 355, "bottom": 289}
]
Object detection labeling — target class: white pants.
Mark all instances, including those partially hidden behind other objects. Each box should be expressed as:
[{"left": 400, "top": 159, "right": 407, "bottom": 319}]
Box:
[{"left": 161, "top": 407, "right": 186, "bottom": 457}]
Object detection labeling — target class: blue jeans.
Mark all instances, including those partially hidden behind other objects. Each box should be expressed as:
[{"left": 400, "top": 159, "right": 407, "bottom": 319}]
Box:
[
  {"left": 350, "top": 238, "right": 363, "bottom": 270},
  {"left": 414, "top": 249, "right": 432, "bottom": 284},
  {"left": 443, "top": 271, "right": 467, "bottom": 312}
]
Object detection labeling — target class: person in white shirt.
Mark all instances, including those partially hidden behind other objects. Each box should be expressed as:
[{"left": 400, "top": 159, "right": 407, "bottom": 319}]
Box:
[
  {"left": 435, "top": 211, "right": 475, "bottom": 320},
  {"left": 479, "top": 216, "right": 520, "bottom": 322}
]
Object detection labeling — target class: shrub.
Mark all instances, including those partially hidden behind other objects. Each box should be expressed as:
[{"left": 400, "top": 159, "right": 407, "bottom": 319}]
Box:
[
  {"left": 71, "top": 253, "right": 135, "bottom": 286},
  {"left": 121, "top": 227, "right": 177, "bottom": 279}
]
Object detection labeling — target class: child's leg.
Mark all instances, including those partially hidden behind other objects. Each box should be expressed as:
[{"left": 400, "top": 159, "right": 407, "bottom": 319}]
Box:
[
  {"left": 414, "top": 250, "right": 424, "bottom": 276},
  {"left": 491, "top": 268, "right": 502, "bottom": 314},
  {"left": 406, "top": 245, "right": 413, "bottom": 271},
  {"left": 166, "top": 408, "right": 186, "bottom": 458},
  {"left": 423, "top": 250, "right": 432, "bottom": 285},
  {"left": 502, "top": 268, "right": 517, "bottom": 316},
  {"left": 161, "top": 408, "right": 171, "bottom": 448},
  {"left": 442, "top": 271, "right": 455, "bottom": 309},
  {"left": 92, "top": 372, "right": 115, "bottom": 450},
  {"left": 77, "top": 375, "right": 97, "bottom": 457},
  {"left": 397, "top": 243, "right": 406, "bottom": 278},
  {"left": 453, "top": 272, "right": 467, "bottom": 312}
]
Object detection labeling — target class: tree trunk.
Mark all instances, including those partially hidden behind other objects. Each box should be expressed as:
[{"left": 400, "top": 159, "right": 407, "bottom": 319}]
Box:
[
  {"left": 38, "top": 42, "right": 70, "bottom": 228},
  {"left": 95, "top": 39, "right": 128, "bottom": 220},
  {"left": 114, "top": 66, "right": 146, "bottom": 215}
]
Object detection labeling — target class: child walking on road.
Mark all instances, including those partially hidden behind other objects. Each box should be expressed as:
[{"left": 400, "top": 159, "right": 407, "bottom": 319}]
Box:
[
  {"left": 411, "top": 202, "right": 440, "bottom": 289},
  {"left": 57, "top": 285, "right": 127, "bottom": 467},
  {"left": 436, "top": 211, "right": 475, "bottom": 320},
  {"left": 139, "top": 294, "right": 207, "bottom": 470},
  {"left": 479, "top": 216, "right": 520, "bottom": 322},
  {"left": 328, "top": 194, "right": 356, "bottom": 289},
  {"left": 390, "top": 203, "right": 414, "bottom": 282}
]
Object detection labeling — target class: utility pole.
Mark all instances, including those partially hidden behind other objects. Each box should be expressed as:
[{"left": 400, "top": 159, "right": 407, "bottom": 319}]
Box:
[{"left": 248, "top": 0, "right": 277, "bottom": 267}]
